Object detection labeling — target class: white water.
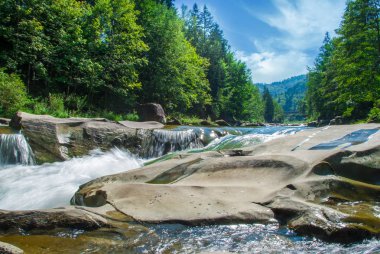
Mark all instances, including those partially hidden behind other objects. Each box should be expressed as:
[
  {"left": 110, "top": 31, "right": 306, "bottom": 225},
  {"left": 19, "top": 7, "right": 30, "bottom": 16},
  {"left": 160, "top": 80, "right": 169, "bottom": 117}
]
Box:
[
  {"left": 0, "top": 134, "right": 35, "bottom": 166},
  {"left": 0, "top": 148, "right": 144, "bottom": 210},
  {"left": 143, "top": 129, "right": 204, "bottom": 158},
  {"left": 0, "top": 126, "right": 304, "bottom": 210}
]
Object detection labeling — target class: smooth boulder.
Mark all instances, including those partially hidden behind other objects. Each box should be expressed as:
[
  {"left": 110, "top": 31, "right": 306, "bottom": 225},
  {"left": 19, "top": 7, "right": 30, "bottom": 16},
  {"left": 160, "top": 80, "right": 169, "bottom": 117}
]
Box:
[
  {"left": 72, "top": 124, "right": 380, "bottom": 242},
  {"left": 137, "top": 103, "right": 166, "bottom": 124}
]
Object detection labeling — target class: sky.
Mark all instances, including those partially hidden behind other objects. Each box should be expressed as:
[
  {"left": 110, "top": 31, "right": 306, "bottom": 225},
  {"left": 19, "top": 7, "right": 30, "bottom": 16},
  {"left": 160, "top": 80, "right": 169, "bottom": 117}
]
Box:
[{"left": 175, "top": 0, "right": 346, "bottom": 83}]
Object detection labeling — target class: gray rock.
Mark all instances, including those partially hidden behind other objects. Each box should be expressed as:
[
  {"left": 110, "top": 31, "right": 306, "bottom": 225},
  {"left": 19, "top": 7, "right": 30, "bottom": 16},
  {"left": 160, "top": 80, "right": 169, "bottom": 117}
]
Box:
[
  {"left": 71, "top": 124, "right": 380, "bottom": 242},
  {"left": 215, "top": 119, "right": 230, "bottom": 126},
  {"left": 0, "top": 207, "right": 109, "bottom": 232},
  {"left": 0, "top": 118, "right": 10, "bottom": 125},
  {"left": 200, "top": 119, "right": 214, "bottom": 126},
  {"left": 0, "top": 241, "right": 23, "bottom": 254},
  {"left": 138, "top": 103, "right": 166, "bottom": 124},
  {"left": 167, "top": 118, "right": 182, "bottom": 125},
  {"left": 9, "top": 112, "right": 163, "bottom": 162}
]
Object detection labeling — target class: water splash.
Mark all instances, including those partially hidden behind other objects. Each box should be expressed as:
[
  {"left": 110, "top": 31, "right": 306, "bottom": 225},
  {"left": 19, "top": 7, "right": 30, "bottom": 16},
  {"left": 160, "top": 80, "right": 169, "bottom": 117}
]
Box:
[
  {"left": 0, "top": 148, "right": 144, "bottom": 210},
  {"left": 142, "top": 129, "right": 204, "bottom": 158},
  {"left": 143, "top": 126, "right": 305, "bottom": 158},
  {"left": 0, "top": 134, "right": 35, "bottom": 166}
]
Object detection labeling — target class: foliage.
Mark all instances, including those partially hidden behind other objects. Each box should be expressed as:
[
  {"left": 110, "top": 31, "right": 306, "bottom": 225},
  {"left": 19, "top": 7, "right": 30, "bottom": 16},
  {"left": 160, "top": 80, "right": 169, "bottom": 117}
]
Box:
[
  {"left": 181, "top": 4, "right": 264, "bottom": 121},
  {"left": 306, "top": 0, "right": 380, "bottom": 121},
  {"left": 0, "top": 0, "right": 266, "bottom": 123},
  {"left": 0, "top": 0, "right": 147, "bottom": 113},
  {"left": 262, "top": 87, "right": 274, "bottom": 122},
  {"left": 368, "top": 99, "right": 380, "bottom": 122},
  {"left": 0, "top": 69, "right": 28, "bottom": 117},
  {"left": 135, "top": 0, "right": 211, "bottom": 114}
]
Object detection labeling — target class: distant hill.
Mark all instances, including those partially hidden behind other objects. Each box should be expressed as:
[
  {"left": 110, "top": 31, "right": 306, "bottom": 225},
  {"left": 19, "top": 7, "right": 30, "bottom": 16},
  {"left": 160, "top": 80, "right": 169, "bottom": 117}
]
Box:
[{"left": 256, "top": 75, "right": 307, "bottom": 116}]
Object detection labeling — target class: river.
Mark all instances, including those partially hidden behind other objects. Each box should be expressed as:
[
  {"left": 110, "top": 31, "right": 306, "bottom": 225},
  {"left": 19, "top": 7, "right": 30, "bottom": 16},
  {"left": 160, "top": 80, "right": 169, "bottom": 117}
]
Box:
[{"left": 0, "top": 125, "right": 379, "bottom": 253}]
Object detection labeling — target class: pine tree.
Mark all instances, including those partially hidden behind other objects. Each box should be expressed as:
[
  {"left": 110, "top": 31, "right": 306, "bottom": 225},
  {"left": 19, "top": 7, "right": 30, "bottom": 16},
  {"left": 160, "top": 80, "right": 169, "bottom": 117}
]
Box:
[{"left": 263, "top": 87, "right": 274, "bottom": 122}]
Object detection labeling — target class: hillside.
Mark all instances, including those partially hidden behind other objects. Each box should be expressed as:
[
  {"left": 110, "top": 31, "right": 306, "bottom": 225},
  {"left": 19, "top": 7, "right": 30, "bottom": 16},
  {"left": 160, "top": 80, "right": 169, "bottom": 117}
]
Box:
[{"left": 256, "top": 75, "right": 307, "bottom": 118}]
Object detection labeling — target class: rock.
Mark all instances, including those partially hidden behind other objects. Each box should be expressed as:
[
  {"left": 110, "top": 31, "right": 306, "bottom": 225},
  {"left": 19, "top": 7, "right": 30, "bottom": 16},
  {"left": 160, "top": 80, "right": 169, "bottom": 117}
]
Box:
[
  {"left": 215, "top": 119, "right": 230, "bottom": 126},
  {"left": 240, "top": 122, "right": 265, "bottom": 127},
  {"left": 9, "top": 112, "right": 163, "bottom": 162},
  {"left": 199, "top": 120, "right": 214, "bottom": 126},
  {"left": 166, "top": 118, "right": 182, "bottom": 125},
  {"left": 0, "top": 241, "right": 23, "bottom": 254},
  {"left": 72, "top": 124, "right": 380, "bottom": 242},
  {"left": 138, "top": 103, "right": 166, "bottom": 124},
  {"left": 329, "top": 116, "right": 348, "bottom": 125},
  {"left": 318, "top": 119, "right": 330, "bottom": 126},
  {"left": 0, "top": 207, "right": 109, "bottom": 233},
  {"left": 307, "top": 121, "right": 318, "bottom": 127},
  {"left": 0, "top": 118, "right": 10, "bottom": 125}
]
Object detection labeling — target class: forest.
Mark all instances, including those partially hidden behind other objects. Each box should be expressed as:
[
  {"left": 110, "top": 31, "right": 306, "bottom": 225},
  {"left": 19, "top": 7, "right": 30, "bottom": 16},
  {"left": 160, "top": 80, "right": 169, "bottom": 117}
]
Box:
[
  {"left": 0, "top": 0, "right": 267, "bottom": 123},
  {"left": 305, "top": 0, "right": 380, "bottom": 123},
  {"left": 0, "top": 0, "right": 379, "bottom": 124}
]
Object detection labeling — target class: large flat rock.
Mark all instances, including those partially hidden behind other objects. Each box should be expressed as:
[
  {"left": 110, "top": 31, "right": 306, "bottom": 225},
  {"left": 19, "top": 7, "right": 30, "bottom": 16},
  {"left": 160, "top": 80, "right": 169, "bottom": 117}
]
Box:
[
  {"left": 71, "top": 124, "right": 380, "bottom": 242},
  {"left": 9, "top": 112, "right": 164, "bottom": 162}
]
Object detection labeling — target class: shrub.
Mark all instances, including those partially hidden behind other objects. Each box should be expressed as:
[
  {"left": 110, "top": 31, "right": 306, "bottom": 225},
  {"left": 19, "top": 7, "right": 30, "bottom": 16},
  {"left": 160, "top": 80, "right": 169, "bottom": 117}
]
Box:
[
  {"left": 368, "top": 100, "right": 380, "bottom": 123},
  {"left": 0, "top": 69, "right": 28, "bottom": 117}
]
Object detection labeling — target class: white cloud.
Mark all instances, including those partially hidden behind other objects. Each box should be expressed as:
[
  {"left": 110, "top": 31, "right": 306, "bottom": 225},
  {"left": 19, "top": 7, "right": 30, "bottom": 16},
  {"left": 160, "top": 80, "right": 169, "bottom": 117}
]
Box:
[
  {"left": 240, "top": 0, "right": 346, "bottom": 83},
  {"left": 262, "top": 0, "right": 346, "bottom": 50},
  {"left": 236, "top": 50, "right": 310, "bottom": 83}
]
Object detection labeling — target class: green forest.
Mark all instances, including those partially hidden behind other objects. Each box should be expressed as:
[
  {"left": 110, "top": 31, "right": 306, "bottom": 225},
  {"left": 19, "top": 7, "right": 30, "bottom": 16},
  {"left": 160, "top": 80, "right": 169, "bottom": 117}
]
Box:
[
  {"left": 0, "top": 0, "right": 379, "bottom": 124},
  {"left": 0, "top": 0, "right": 265, "bottom": 123},
  {"left": 305, "top": 0, "right": 380, "bottom": 123}
]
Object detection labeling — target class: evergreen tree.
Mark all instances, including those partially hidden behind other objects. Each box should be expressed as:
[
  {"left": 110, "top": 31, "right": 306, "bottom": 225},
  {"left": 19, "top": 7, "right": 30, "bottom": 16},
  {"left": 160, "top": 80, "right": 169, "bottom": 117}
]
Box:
[
  {"left": 135, "top": 0, "right": 210, "bottom": 114},
  {"left": 263, "top": 87, "right": 274, "bottom": 122},
  {"left": 306, "top": 0, "right": 380, "bottom": 121}
]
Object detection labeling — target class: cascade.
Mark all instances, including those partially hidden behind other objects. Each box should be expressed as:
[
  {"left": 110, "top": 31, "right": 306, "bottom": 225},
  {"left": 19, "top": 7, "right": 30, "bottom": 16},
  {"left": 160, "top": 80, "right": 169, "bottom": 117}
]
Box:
[
  {"left": 142, "top": 129, "right": 204, "bottom": 158},
  {"left": 0, "top": 134, "right": 35, "bottom": 166}
]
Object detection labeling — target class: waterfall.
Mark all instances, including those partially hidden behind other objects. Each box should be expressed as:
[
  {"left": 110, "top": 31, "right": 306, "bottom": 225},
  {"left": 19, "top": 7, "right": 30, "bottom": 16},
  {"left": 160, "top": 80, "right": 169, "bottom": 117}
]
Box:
[
  {"left": 143, "top": 129, "right": 204, "bottom": 158},
  {"left": 0, "top": 134, "right": 35, "bottom": 166}
]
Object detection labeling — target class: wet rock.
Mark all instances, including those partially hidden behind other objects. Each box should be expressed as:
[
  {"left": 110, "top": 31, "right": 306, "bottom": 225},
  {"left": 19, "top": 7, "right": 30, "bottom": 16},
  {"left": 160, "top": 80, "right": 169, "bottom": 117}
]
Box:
[
  {"left": 138, "top": 103, "right": 166, "bottom": 124},
  {"left": 9, "top": 112, "right": 162, "bottom": 162},
  {"left": 0, "top": 118, "right": 10, "bottom": 125},
  {"left": 215, "top": 119, "right": 230, "bottom": 126},
  {"left": 0, "top": 241, "right": 23, "bottom": 254},
  {"left": 200, "top": 120, "right": 214, "bottom": 126},
  {"left": 71, "top": 124, "right": 380, "bottom": 243},
  {"left": 307, "top": 121, "right": 318, "bottom": 127},
  {"left": 240, "top": 122, "right": 265, "bottom": 127},
  {"left": 0, "top": 207, "right": 108, "bottom": 233},
  {"left": 330, "top": 116, "right": 348, "bottom": 125},
  {"left": 167, "top": 118, "right": 182, "bottom": 125}
]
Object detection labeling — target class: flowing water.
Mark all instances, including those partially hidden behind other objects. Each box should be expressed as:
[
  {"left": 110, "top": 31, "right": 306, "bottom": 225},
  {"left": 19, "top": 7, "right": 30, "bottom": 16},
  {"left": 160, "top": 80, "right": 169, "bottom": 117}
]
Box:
[
  {"left": 0, "top": 125, "right": 379, "bottom": 253},
  {"left": 0, "top": 148, "right": 144, "bottom": 210}
]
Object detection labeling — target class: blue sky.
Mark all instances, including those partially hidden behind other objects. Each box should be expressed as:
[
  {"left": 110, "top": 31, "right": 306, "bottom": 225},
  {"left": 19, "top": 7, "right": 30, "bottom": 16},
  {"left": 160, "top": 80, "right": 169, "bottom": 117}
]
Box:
[{"left": 175, "top": 0, "right": 346, "bottom": 83}]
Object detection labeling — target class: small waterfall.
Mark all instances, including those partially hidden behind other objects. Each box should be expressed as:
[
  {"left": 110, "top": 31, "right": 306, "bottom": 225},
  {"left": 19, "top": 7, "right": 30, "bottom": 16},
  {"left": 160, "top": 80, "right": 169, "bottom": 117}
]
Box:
[
  {"left": 0, "top": 134, "right": 35, "bottom": 166},
  {"left": 143, "top": 129, "right": 204, "bottom": 158}
]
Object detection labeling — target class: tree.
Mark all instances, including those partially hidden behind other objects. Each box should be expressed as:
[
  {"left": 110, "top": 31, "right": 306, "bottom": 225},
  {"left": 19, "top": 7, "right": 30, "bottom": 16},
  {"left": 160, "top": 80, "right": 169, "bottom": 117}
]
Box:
[
  {"left": 135, "top": 0, "right": 211, "bottom": 114},
  {"left": 306, "top": 0, "right": 380, "bottom": 121},
  {"left": 182, "top": 4, "right": 264, "bottom": 121},
  {"left": 263, "top": 87, "right": 274, "bottom": 122},
  {"left": 0, "top": 69, "right": 28, "bottom": 117}
]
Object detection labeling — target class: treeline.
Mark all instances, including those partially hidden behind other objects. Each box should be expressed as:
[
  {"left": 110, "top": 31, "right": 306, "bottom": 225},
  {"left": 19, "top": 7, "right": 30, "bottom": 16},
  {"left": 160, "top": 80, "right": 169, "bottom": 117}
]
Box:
[
  {"left": 306, "top": 0, "right": 380, "bottom": 122},
  {"left": 0, "top": 0, "right": 265, "bottom": 123}
]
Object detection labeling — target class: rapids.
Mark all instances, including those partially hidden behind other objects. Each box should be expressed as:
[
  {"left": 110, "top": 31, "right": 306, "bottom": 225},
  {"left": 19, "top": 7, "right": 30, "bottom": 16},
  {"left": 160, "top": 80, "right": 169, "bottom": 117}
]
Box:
[{"left": 1, "top": 125, "right": 379, "bottom": 253}]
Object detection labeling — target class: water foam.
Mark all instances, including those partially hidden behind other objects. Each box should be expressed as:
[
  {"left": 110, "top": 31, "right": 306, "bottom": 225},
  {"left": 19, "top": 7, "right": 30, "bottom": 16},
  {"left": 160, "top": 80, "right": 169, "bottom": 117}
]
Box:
[
  {"left": 0, "top": 134, "right": 35, "bottom": 166},
  {"left": 0, "top": 148, "right": 143, "bottom": 210}
]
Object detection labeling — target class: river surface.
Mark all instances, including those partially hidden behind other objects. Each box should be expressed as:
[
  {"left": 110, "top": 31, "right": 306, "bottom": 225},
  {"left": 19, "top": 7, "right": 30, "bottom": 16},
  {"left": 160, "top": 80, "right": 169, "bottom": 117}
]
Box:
[{"left": 0, "top": 125, "right": 379, "bottom": 253}]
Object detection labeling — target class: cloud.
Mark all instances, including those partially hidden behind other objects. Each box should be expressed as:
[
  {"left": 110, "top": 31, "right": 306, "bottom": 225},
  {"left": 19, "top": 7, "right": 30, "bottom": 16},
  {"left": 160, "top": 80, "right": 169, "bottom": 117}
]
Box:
[
  {"left": 261, "top": 0, "right": 346, "bottom": 50},
  {"left": 239, "top": 0, "right": 346, "bottom": 83},
  {"left": 236, "top": 50, "right": 310, "bottom": 83}
]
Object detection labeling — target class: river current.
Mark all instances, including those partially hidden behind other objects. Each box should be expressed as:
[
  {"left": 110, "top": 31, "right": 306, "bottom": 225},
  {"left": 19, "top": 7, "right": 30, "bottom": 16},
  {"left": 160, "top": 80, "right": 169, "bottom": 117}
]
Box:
[{"left": 0, "top": 125, "right": 379, "bottom": 253}]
